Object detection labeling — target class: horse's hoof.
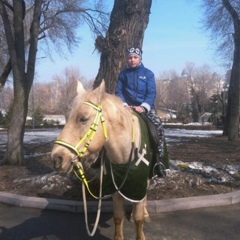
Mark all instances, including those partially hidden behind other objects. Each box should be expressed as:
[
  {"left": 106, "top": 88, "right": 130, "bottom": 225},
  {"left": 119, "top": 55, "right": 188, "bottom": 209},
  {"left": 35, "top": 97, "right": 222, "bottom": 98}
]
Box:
[
  {"left": 129, "top": 214, "right": 134, "bottom": 223},
  {"left": 144, "top": 215, "right": 151, "bottom": 223},
  {"left": 129, "top": 214, "right": 151, "bottom": 223},
  {"left": 114, "top": 236, "right": 123, "bottom": 240}
]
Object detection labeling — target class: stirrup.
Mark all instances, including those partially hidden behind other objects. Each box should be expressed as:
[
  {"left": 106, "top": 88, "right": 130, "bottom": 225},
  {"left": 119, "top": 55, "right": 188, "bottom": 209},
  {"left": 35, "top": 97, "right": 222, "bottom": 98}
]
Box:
[{"left": 153, "top": 162, "right": 166, "bottom": 178}]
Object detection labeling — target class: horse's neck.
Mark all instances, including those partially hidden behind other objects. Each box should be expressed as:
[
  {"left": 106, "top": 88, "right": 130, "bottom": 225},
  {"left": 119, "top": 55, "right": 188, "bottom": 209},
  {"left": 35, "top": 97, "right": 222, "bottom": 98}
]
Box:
[{"left": 104, "top": 106, "right": 139, "bottom": 164}]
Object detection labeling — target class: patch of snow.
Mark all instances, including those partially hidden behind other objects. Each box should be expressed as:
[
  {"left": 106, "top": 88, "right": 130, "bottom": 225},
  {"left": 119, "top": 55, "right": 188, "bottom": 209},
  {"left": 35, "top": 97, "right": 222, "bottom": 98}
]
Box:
[
  {"left": 165, "top": 129, "right": 222, "bottom": 138},
  {"left": 24, "top": 152, "right": 52, "bottom": 159},
  {"left": 44, "top": 115, "right": 66, "bottom": 125},
  {"left": 0, "top": 128, "right": 61, "bottom": 145},
  {"left": 0, "top": 128, "right": 222, "bottom": 145},
  {"left": 170, "top": 160, "right": 240, "bottom": 184}
]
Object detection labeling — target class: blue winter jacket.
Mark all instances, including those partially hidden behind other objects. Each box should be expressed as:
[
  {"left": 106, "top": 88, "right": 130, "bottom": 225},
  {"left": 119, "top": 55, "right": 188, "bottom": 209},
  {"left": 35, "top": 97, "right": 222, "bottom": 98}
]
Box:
[{"left": 115, "top": 63, "right": 156, "bottom": 112}]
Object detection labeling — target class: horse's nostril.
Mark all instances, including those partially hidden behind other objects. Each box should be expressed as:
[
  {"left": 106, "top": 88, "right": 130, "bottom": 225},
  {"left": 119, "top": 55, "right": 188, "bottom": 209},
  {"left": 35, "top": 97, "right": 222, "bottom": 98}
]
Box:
[{"left": 54, "top": 156, "right": 63, "bottom": 169}]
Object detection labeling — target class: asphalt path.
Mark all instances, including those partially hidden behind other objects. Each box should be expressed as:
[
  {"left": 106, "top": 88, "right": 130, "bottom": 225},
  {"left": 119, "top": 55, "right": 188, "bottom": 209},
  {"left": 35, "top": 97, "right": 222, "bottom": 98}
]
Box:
[{"left": 0, "top": 202, "right": 240, "bottom": 240}]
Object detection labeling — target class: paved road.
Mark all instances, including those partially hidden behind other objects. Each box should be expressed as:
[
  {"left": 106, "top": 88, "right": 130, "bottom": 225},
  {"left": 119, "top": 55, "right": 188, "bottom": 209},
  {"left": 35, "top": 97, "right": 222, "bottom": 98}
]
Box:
[{"left": 0, "top": 202, "right": 240, "bottom": 240}]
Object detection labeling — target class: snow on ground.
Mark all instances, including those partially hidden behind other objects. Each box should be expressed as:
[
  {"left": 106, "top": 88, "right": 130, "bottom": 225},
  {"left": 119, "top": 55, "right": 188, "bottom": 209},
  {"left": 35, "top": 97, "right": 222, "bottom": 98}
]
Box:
[
  {"left": 1, "top": 127, "right": 238, "bottom": 186},
  {"left": 0, "top": 129, "right": 61, "bottom": 145},
  {"left": 0, "top": 128, "right": 223, "bottom": 145},
  {"left": 164, "top": 128, "right": 222, "bottom": 138},
  {"left": 164, "top": 128, "right": 222, "bottom": 144},
  {"left": 170, "top": 160, "right": 240, "bottom": 183},
  {"left": 0, "top": 127, "right": 223, "bottom": 155},
  {"left": 0, "top": 129, "right": 61, "bottom": 154}
]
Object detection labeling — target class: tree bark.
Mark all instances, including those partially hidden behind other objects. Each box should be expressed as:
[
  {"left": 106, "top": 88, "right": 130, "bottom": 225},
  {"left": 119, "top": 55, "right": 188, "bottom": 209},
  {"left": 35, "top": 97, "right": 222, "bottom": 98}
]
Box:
[
  {"left": 222, "top": 0, "right": 240, "bottom": 141},
  {"left": 223, "top": 101, "right": 229, "bottom": 136},
  {"left": 93, "top": 0, "right": 152, "bottom": 93},
  {"left": 227, "top": 46, "right": 240, "bottom": 140},
  {"left": 0, "top": 60, "right": 11, "bottom": 91}
]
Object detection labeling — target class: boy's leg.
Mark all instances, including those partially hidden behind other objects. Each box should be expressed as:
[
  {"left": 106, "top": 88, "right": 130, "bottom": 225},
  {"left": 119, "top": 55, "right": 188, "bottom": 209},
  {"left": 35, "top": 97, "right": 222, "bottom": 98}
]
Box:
[{"left": 147, "top": 109, "right": 169, "bottom": 169}]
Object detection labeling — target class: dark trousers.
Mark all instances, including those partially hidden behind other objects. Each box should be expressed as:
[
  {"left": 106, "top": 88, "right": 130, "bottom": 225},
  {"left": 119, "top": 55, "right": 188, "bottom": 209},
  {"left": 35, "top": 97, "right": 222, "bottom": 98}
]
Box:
[{"left": 147, "top": 109, "right": 169, "bottom": 169}]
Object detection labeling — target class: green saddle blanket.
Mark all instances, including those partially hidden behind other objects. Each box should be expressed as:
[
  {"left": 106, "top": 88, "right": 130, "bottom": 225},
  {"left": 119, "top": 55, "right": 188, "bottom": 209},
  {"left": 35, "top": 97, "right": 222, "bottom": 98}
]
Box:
[{"left": 102, "top": 112, "right": 153, "bottom": 202}]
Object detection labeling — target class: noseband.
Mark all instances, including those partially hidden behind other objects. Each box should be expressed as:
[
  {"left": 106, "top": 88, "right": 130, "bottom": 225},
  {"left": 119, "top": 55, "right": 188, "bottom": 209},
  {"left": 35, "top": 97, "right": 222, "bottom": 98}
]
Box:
[{"left": 54, "top": 101, "right": 108, "bottom": 162}]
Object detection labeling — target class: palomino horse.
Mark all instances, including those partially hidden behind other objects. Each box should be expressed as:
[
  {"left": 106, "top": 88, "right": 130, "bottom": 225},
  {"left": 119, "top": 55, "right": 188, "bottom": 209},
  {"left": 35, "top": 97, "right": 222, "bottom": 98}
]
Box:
[{"left": 51, "top": 80, "right": 155, "bottom": 240}]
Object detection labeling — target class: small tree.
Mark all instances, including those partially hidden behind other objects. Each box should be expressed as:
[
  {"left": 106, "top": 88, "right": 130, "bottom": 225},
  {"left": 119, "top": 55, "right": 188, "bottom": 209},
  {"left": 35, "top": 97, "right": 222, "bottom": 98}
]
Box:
[
  {"left": 51, "top": 67, "right": 82, "bottom": 119},
  {"left": 32, "top": 106, "right": 44, "bottom": 127}
]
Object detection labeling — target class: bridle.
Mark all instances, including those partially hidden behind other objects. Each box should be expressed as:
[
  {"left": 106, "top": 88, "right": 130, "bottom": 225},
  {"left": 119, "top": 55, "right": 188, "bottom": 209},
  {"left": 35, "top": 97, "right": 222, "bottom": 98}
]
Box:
[{"left": 54, "top": 101, "right": 108, "bottom": 161}]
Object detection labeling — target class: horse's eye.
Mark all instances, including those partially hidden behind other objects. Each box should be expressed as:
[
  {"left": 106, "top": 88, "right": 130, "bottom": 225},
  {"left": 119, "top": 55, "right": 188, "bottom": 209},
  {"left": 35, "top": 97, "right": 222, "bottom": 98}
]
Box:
[{"left": 78, "top": 116, "right": 89, "bottom": 123}]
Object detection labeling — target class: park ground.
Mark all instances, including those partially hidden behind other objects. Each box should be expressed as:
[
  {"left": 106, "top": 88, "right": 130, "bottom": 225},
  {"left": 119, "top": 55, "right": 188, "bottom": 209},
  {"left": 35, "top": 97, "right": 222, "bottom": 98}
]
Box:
[{"left": 0, "top": 128, "right": 240, "bottom": 201}]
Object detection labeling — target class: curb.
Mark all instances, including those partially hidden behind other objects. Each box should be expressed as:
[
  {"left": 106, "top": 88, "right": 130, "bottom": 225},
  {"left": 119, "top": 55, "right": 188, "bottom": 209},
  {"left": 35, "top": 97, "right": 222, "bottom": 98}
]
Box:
[{"left": 1, "top": 190, "right": 240, "bottom": 213}]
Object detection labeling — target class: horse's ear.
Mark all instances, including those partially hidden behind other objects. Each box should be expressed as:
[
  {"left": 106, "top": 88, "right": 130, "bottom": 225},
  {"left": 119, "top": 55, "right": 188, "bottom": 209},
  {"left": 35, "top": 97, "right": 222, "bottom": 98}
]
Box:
[
  {"left": 93, "top": 79, "right": 105, "bottom": 102},
  {"left": 77, "top": 80, "right": 85, "bottom": 94},
  {"left": 99, "top": 79, "right": 106, "bottom": 95}
]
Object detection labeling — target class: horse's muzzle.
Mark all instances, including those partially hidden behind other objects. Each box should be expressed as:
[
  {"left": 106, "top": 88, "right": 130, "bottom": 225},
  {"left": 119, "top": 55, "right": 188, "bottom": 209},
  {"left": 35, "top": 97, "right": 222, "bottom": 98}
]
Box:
[
  {"left": 51, "top": 146, "right": 74, "bottom": 173},
  {"left": 52, "top": 154, "right": 63, "bottom": 170}
]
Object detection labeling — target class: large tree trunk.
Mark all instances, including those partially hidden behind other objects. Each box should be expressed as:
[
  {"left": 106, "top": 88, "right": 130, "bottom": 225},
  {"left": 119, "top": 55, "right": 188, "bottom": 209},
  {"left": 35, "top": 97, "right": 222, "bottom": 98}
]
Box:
[
  {"left": 5, "top": 82, "right": 28, "bottom": 165},
  {"left": 227, "top": 48, "right": 240, "bottom": 141},
  {"left": 222, "top": 0, "right": 240, "bottom": 141},
  {"left": 93, "top": 0, "right": 152, "bottom": 93},
  {"left": 2, "top": 0, "right": 26, "bottom": 165},
  {"left": 223, "top": 102, "right": 229, "bottom": 136}
]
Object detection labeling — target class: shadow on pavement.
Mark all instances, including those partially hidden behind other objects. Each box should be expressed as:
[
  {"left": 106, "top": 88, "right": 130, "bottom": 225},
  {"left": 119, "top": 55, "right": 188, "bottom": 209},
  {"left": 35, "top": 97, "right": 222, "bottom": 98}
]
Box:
[{"left": 0, "top": 203, "right": 112, "bottom": 240}]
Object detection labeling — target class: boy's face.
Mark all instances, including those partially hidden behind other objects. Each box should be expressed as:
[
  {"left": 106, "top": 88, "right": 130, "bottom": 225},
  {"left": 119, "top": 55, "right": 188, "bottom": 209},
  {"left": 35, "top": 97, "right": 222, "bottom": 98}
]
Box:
[{"left": 127, "top": 55, "right": 141, "bottom": 68}]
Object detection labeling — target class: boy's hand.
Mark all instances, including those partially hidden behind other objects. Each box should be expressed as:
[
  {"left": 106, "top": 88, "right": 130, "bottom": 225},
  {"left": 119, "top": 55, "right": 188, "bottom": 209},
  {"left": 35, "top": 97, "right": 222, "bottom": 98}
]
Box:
[{"left": 131, "top": 106, "right": 145, "bottom": 113}]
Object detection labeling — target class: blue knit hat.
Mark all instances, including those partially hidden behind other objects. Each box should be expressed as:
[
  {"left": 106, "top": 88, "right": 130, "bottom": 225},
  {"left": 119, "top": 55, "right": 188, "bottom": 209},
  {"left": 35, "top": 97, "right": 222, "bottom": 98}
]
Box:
[{"left": 127, "top": 47, "right": 142, "bottom": 58}]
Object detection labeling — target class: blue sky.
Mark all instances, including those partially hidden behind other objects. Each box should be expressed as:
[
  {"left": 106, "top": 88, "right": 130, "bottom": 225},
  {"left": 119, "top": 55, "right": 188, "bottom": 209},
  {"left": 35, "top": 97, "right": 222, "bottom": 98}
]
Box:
[{"left": 35, "top": 0, "right": 226, "bottom": 83}]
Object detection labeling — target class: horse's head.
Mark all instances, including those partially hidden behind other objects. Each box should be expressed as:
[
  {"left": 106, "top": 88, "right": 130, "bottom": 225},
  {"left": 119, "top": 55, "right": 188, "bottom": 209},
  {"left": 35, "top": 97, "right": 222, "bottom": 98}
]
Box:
[{"left": 51, "top": 80, "right": 107, "bottom": 173}]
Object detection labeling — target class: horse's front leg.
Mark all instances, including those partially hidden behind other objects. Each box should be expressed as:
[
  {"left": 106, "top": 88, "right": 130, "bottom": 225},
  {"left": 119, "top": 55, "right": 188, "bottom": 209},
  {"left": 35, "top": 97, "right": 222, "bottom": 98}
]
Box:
[
  {"left": 143, "top": 180, "right": 151, "bottom": 223},
  {"left": 112, "top": 193, "right": 125, "bottom": 240},
  {"left": 143, "top": 195, "right": 151, "bottom": 223},
  {"left": 131, "top": 196, "right": 151, "bottom": 223},
  {"left": 132, "top": 200, "right": 145, "bottom": 240}
]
